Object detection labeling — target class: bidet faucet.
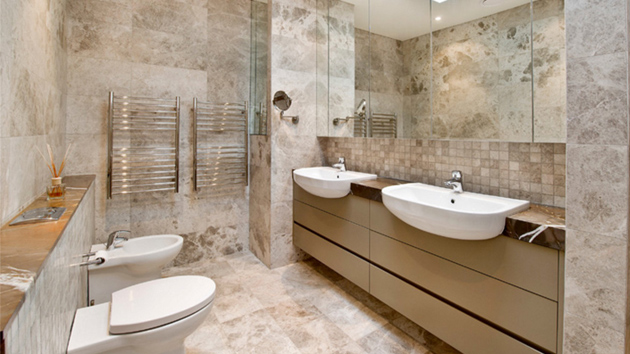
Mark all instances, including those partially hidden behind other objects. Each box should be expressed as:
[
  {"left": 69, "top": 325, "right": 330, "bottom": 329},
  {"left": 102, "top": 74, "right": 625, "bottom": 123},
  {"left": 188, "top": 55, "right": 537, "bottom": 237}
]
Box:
[
  {"left": 332, "top": 157, "right": 346, "bottom": 172},
  {"left": 106, "top": 230, "right": 131, "bottom": 250},
  {"left": 444, "top": 170, "right": 463, "bottom": 193}
]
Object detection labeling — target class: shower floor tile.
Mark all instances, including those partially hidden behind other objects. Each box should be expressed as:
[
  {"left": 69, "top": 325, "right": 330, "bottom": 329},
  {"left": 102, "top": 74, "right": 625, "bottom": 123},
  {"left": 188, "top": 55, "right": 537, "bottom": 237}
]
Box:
[{"left": 163, "top": 251, "right": 461, "bottom": 354}]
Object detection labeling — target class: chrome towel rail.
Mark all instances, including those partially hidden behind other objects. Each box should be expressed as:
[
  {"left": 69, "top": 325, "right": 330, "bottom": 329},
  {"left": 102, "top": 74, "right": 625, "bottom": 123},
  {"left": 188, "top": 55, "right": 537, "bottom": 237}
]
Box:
[
  {"left": 371, "top": 112, "right": 397, "bottom": 138},
  {"left": 354, "top": 117, "right": 367, "bottom": 137},
  {"left": 193, "top": 99, "right": 249, "bottom": 193},
  {"left": 107, "top": 92, "right": 180, "bottom": 198}
]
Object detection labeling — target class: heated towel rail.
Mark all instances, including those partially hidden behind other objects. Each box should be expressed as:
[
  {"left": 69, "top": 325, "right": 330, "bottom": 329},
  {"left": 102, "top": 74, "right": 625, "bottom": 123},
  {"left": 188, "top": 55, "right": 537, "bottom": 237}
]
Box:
[
  {"left": 371, "top": 112, "right": 397, "bottom": 138},
  {"left": 193, "top": 99, "right": 249, "bottom": 194},
  {"left": 107, "top": 92, "right": 180, "bottom": 198}
]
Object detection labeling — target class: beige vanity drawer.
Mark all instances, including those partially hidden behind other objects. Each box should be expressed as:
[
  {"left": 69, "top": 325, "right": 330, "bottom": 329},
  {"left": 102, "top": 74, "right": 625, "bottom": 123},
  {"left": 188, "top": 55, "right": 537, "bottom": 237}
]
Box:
[
  {"left": 293, "top": 223, "right": 370, "bottom": 291},
  {"left": 294, "top": 200, "right": 369, "bottom": 258},
  {"left": 370, "top": 201, "right": 559, "bottom": 300},
  {"left": 370, "top": 231, "right": 557, "bottom": 352},
  {"left": 370, "top": 266, "right": 544, "bottom": 354},
  {"left": 294, "top": 183, "right": 370, "bottom": 227}
]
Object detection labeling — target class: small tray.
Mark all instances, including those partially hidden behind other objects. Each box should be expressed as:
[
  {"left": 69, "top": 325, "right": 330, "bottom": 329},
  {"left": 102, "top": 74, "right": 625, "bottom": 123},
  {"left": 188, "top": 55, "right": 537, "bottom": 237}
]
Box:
[{"left": 9, "top": 207, "right": 66, "bottom": 226}]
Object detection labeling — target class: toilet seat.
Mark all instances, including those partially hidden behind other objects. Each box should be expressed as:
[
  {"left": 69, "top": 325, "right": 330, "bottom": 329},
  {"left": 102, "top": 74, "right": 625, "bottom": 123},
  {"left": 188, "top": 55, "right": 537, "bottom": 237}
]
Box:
[{"left": 109, "top": 275, "right": 216, "bottom": 335}]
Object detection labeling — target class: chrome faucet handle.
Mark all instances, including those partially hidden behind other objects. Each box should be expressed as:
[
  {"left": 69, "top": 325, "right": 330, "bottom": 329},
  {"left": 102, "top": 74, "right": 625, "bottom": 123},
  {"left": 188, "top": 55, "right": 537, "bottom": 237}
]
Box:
[
  {"left": 106, "top": 230, "right": 131, "bottom": 250},
  {"left": 113, "top": 236, "right": 128, "bottom": 247},
  {"left": 451, "top": 170, "right": 462, "bottom": 182},
  {"left": 332, "top": 157, "right": 347, "bottom": 172},
  {"left": 445, "top": 170, "right": 463, "bottom": 193}
]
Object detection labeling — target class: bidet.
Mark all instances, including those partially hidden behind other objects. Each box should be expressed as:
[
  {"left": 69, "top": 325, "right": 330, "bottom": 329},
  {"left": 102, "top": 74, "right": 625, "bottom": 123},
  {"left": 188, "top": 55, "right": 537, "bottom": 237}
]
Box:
[{"left": 88, "top": 234, "right": 183, "bottom": 305}]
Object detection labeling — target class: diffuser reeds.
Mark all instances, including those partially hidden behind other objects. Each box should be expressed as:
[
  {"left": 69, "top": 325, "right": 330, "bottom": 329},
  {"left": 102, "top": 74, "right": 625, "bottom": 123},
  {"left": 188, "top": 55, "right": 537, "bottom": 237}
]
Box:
[
  {"left": 37, "top": 143, "right": 72, "bottom": 200},
  {"left": 36, "top": 143, "right": 72, "bottom": 178}
]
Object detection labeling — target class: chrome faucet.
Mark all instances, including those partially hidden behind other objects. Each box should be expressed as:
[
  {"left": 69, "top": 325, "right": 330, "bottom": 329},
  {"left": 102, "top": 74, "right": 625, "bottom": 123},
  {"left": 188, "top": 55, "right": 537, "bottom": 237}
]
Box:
[
  {"left": 444, "top": 170, "right": 463, "bottom": 193},
  {"left": 106, "top": 230, "right": 131, "bottom": 250},
  {"left": 332, "top": 157, "right": 347, "bottom": 172}
]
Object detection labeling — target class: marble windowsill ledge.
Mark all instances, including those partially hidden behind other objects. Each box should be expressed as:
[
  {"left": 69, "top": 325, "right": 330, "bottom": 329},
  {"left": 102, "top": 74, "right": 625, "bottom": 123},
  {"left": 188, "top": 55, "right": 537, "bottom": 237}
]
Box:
[
  {"left": 0, "top": 175, "right": 95, "bottom": 334},
  {"left": 350, "top": 177, "right": 566, "bottom": 251}
]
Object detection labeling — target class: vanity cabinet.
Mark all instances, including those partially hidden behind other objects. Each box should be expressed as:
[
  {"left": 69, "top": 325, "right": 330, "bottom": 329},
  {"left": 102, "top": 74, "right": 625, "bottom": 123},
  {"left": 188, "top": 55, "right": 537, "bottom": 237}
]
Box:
[{"left": 293, "top": 183, "right": 564, "bottom": 354}]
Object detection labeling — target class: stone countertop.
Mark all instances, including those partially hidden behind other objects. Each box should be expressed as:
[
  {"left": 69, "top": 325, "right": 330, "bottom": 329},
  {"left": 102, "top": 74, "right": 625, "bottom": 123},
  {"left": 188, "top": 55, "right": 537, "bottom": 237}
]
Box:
[
  {"left": 0, "top": 175, "right": 95, "bottom": 334},
  {"left": 351, "top": 177, "right": 566, "bottom": 251}
]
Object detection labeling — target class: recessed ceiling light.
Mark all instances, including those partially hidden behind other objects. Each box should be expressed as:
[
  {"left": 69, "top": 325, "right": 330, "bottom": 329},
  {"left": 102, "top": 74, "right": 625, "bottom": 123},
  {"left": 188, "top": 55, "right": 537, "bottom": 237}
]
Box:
[
  {"left": 435, "top": 16, "right": 442, "bottom": 21},
  {"left": 433, "top": 0, "right": 448, "bottom": 3}
]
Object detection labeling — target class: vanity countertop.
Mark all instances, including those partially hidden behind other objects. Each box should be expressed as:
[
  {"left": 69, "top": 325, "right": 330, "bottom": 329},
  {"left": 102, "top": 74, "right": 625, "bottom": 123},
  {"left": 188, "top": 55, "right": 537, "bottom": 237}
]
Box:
[
  {"left": 351, "top": 177, "right": 566, "bottom": 251},
  {"left": 0, "top": 175, "right": 95, "bottom": 334}
]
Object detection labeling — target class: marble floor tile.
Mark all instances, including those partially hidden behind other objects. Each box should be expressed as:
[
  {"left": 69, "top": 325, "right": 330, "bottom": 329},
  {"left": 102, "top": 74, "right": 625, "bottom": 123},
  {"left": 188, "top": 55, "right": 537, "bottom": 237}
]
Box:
[
  {"left": 220, "top": 309, "right": 302, "bottom": 354},
  {"left": 164, "top": 251, "right": 461, "bottom": 354},
  {"left": 358, "top": 323, "right": 431, "bottom": 354}
]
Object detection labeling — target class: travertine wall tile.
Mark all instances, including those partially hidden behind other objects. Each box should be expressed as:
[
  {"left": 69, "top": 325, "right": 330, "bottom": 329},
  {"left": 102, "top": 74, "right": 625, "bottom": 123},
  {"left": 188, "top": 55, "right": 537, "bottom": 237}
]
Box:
[
  {"left": 565, "top": 0, "right": 627, "bottom": 59},
  {"left": 565, "top": 230, "right": 627, "bottom": 333},
  {"left": 67, "top": 20, "right": 132, "bottom": 61},
  {"left": 564, "top": 312, "right": 625, "bottom": 354},
  {"left": 564, "top": 0, "right": 630, "bottom": 351},
  {"left": 67, "top": 56, "right": 132, "bottom": 96},
  {"left": 257, "top": 0, "right": 326, "bottom": 268},
  {"left": 249, "top": 135, "right": 272, "bottom": 266},
  {"left": 566, "top": 52, "right": 628, "bottom": 145},
  {"left": 65, "top": 0, "right": 252, "bottom": 264},
  {"left": 0, "top": 0, "right": 68, "bottom": 224},
  {"left": 566, "top": 144, "right": 628, "bottom": 238}
]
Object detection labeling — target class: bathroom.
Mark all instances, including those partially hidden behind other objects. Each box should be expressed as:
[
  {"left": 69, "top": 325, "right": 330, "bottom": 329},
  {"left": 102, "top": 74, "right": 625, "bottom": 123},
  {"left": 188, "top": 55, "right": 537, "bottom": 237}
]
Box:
[{"left": 0, "top": 0, "right": 625, "bottom": 352}]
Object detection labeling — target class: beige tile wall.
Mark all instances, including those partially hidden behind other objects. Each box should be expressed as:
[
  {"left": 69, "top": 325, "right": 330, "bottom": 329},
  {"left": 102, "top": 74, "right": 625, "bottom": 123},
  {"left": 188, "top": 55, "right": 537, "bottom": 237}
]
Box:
[
  {"left": 64, "top": 0, "right": 252, "bottom": 265},
  {"left": 564, "top": 0, "right": 630, "bottom": 352},
  {"left": 320, "top": 137, "right": 566, "bottom": 208},
  {"left": 0, "top": 0, "right": 68, "bottom": 224},
  {"left": 249, "top": 0, "right": 327, "bottom": 269}
]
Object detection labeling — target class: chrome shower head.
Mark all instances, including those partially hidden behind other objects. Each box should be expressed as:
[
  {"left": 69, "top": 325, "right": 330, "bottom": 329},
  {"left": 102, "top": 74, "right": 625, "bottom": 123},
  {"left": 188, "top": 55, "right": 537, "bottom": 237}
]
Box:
[{"left": 355, "top": 99, "right": 367, "bottom": 117}]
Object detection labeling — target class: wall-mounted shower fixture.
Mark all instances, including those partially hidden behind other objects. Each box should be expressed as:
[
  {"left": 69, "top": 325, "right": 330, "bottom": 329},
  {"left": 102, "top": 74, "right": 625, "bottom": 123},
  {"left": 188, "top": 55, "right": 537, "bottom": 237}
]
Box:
[
  {"left": 273, "top": 91, "right": 299, "bottom": 124},
  {"left": 106, "top": 92, "right": 180, "bottom": 198},
  {"left": 333, "top": 99, "right": 367, "bottom": 126}
]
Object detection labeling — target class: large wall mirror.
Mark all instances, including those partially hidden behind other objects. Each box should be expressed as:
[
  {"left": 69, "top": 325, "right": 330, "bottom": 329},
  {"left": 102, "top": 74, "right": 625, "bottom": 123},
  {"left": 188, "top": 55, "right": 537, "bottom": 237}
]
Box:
[{"left": 316, "top": 0, "right": 565, "bottom": 143}]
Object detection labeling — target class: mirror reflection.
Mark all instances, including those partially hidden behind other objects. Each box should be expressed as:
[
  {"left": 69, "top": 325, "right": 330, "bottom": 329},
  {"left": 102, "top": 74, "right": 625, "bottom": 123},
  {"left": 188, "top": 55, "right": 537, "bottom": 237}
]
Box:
[
  {"left": 431, "top": 0, "right": 533, "bottom": 141},
  {"left": 273, "top": 91, "right": 293, "bottom": 111},
  {"left": 317, "top": 0, "right": 565, "bottom": 143},
  {"left": 532, "top": 0, "right": 566, "bottom": 142}
]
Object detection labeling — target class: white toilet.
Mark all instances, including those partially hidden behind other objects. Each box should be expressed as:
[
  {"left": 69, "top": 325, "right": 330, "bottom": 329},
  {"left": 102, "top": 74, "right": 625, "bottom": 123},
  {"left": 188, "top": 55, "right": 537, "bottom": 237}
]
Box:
[{"left": 68, "top": 275, "right": 215, "bottom": 354}]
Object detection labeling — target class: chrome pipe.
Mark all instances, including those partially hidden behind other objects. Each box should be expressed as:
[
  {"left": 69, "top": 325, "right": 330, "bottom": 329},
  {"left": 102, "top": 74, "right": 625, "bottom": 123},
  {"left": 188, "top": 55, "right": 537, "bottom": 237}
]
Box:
[{"left": 80, "top": 257, "right": 105, "bottom": 266}]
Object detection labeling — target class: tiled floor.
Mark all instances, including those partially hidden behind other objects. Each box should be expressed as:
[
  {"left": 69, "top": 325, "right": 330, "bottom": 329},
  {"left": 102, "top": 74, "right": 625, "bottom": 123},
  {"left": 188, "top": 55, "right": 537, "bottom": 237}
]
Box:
[{"left": 163, "top": 251, "right": 461, "bottom": 354}]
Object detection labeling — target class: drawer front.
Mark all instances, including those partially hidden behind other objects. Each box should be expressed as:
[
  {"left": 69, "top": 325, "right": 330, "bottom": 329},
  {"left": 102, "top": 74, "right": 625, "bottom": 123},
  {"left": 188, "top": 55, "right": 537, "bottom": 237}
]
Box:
[
  {"left": 370, "top": 201, "right": 558, "bottom": 300},
  {"left": 294, "top": 200, "right": 369, "bottom": 258},
  {"left": 371, "top": 231, "right": 557, "bottom": 352},
  {"left": 294, "top": 183, "right": 370, "bottom": 227},
  {"left": 370, "top": 266, "right": 544, "bottom": 354},
  {"left": 293, "top": 224, "right": 370, "bottom": 291}
]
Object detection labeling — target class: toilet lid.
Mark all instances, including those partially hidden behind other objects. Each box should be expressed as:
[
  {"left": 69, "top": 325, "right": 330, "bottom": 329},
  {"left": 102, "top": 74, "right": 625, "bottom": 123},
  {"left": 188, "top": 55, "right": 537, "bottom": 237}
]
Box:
[{"left": 109, "top": 275, "right": 216, "bottom": 335}]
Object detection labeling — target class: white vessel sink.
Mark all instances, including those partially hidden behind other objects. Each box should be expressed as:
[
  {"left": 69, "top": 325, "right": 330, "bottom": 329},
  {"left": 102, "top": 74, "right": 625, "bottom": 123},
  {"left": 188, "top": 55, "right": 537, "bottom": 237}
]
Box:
[
  {"left": 381, "top": 183, "right": 529, "bottom": 240},
  {"left": 88, "top": 234, "right": 183, "bottom": 304},
  {"left": 293, "top": 167, "right": 377, "bottom": 198}
]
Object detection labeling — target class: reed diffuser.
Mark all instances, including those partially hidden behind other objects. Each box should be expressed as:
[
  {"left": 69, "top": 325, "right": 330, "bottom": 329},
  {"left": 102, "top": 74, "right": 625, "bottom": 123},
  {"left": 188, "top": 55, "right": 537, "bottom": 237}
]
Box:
[{"left": 36, "top": 143, "right": 72, "bottom": 201}]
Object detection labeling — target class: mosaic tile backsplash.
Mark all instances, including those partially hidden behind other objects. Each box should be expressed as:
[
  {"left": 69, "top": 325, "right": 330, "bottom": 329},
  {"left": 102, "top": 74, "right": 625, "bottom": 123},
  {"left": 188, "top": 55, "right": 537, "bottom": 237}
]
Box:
[{"left": 320, "top": 137, "right": 566, "bottom": 208}]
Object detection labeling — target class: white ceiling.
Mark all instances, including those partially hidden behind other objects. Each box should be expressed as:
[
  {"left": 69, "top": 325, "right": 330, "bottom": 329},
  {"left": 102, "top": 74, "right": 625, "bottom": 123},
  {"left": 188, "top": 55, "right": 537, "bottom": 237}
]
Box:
[{"left": 342, "top": 0, "right": 531, "bottom": 41}]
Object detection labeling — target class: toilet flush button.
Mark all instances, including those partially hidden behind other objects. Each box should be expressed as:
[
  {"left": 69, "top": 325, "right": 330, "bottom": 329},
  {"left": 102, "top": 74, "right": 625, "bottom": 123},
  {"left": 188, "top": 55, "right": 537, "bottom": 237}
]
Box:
[{"left": 109, "top": 275, "right": 216, "bottom": 334}]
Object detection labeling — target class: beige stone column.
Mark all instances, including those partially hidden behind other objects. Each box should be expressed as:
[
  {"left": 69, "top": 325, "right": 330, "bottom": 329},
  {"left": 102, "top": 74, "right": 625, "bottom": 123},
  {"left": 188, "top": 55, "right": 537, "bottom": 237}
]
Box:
[{"left": 564, "top": 0, "right": 630, "bottom": 352}]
